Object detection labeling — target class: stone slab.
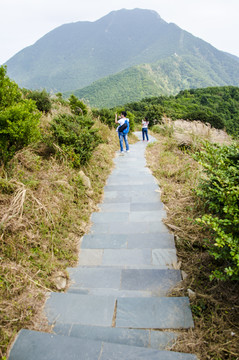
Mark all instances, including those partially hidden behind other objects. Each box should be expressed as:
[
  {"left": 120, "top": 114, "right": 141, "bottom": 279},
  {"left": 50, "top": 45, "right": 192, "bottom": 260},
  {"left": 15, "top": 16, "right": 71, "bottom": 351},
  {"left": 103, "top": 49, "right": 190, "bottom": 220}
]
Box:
[
  {"left": 129, "top": 210, "right": 166, "bottom": 222},
  {"left": 102, "top": 249, "right": 152, "bottom": 266},
  {"left": 9, "top": 328, "right": 195, "bottom": 359},
  {"left": 130, "top": 202, "right": 164, "bottom": 211},
  {"left": 53, "top": 324, "right": 178, "bottom": 351},
  {"left": 104, "top": 184, "right": 159, "bottom": 192},
  {"left": 101, "top": 342, "right": 197, "bottom": 360},
  {"left": 78, "top": 249, "right": 103, "bottom": 265},
  {"left": 126, "top": 233, "right": 175, "bottom": 249},
  {"left": 45, "top": 293, "right": 115, "bottom": 326},
  {"left": 121, "top": 269, "right": 181, "bottom": 295},
  {"left": 68, "top": 267, "right": 121, "bottom": 289},
  {"left": 116, "top": 297, "right": 194, "bottom": 329},
  {"left": 98, "top": 203, "right": 130, "bottom": 212},
  {"left": 70, "top": 324, "right": 151, "bottom": 348},
  {"left": 8, "top": 329, "right": 102, "bottom": 360},
  {"left": 152, "top": 249, "right": 178, "bottom": 266},
  {"left": 91, "top": 212, "right": 129, "bottom": 223},
  {"left": 81, "top": 234, "right": 128, "bottom": 249},
  {"left": 90, "top": 221, "right": 169, "bottom": 234},
  {"left": 103, "top": 191, "right": 161, "bottom": 204},
  {"left": 68, "top": 288, "right": 153, "bottom": 297}
]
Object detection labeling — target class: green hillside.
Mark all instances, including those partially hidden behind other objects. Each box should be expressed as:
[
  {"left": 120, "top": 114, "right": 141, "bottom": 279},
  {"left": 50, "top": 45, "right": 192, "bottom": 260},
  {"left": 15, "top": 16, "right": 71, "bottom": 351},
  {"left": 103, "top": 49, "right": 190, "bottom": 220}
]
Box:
[{"left": 69, "top": 53, "right": 239, "bottom": 108}]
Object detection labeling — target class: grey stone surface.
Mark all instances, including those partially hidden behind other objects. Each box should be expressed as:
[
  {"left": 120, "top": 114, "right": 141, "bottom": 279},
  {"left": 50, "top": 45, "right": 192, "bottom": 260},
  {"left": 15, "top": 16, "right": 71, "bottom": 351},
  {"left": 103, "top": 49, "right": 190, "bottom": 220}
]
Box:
[
  {"left": 150, "top": 331, "right": 178, "bottom": 350},
  {"left": 104, "top": 184, "right": 159, "bottom": 192},
  {"left": 103, "top": 191, "right": 162, "bottom": 204},
  {"left": 130, "top": 202, "right": 164, "bottom": 211},
  {"left": 116, "top": 297, "right": 194, "bottom": 329},
  {"left": 91, "top": 212, "right": 129, "bottom": 223},
  {"left": 129, "top": 210, "right": 166, "bottom": 222},
  {"left": 81, "top": 234, "right": 128, "bottom": 249},
  {"left": 78, "top": 249, "right": 103, "bottom": 265},
  {"left": 102, "top": 249, "right": 152, "bottom": 266},
  {"left": 70, "top": 324, "right": 150, "bottom": 348},
  {"left": 45, "top": 293, "right": 116, "bottom": 326},
  {"left": 101, "top": 342, "right": 198, "bottom": 360},
  {"left": 68, "top": 288, "right": 153, "bottom": 297},
  {"left": 8, "top": 329, "right": 102, "bottom": 360},
  {"left": 126, "top": 233, "right": 175, "bottom": 249},
  {"left": 98, "top": 203, "right": 130, "bottom": 212},
  {"left": 68, "top": 267, "right": 121, "bottom": 289},
  {"left": 121, "top": 269, "right": 181, "bottom": 295},
  {"left": 152, "top": 249, "right": 178, "bottom": 266},
  {"left": 90, "top": 221, "right": 169, "bottom": 234},
  {"left": 66, "top": 325, "right": 178, "bottom": 351},
  {"left": 9, "top": 329, "right": 197, "bottom": 360}
]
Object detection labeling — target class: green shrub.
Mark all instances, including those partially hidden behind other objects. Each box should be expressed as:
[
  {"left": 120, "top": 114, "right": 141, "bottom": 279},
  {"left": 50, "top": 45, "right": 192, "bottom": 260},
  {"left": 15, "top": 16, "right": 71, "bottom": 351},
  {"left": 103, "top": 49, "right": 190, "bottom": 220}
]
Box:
[
  {"left": 0, "top": 100, "right": 41, "bottom": 164},
  {"left": 25, "top": 89, "right": 52, "bottom": 113},
  {"left": 68, "top": 94, "right": 88, "bottom": 115},
  {"left": 194, "top": 142, "right": 239, "bottom": 280},
  {"left": 50, "top": 113, "right": 102, "bottom": 167},
  {"left": 92, "top": 108, "right": 115, "bottom": 128}
]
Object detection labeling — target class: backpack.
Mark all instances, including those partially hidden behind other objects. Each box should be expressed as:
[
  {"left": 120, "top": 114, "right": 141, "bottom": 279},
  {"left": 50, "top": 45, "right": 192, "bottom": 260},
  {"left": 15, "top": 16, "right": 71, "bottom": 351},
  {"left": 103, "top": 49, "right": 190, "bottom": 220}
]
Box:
[{"left": 122, "top": 119, "right": 130, "bottom": 134}]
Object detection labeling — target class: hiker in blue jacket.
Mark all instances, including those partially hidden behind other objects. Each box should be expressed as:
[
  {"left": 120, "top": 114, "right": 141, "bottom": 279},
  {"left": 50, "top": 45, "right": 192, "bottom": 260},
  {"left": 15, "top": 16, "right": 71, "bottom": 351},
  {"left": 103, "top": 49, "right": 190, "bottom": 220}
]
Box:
[{"left": 115, "top": 111, "right": 130, "bottom": 153}]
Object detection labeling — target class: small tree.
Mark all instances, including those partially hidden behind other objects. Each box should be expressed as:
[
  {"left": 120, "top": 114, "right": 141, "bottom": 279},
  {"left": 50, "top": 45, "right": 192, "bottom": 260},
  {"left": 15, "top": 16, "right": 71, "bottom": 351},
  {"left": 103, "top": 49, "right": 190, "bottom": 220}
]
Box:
[{"left": 25, "top": 89, "right": 52, "bottom": 113}]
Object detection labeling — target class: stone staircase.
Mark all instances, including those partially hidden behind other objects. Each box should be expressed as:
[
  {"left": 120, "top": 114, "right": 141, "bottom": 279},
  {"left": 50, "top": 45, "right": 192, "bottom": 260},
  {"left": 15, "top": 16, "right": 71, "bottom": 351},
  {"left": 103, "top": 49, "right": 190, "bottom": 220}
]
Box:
[{"left": 8, "top": 133, "right": 197, "bottom": 359}]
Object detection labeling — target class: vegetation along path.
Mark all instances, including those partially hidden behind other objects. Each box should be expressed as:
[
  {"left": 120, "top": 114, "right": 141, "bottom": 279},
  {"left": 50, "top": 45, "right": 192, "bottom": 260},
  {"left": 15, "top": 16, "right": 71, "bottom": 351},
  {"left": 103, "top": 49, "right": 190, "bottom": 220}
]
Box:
[{"left": 8, "top": 132, "right": 197, "bottom": 360}]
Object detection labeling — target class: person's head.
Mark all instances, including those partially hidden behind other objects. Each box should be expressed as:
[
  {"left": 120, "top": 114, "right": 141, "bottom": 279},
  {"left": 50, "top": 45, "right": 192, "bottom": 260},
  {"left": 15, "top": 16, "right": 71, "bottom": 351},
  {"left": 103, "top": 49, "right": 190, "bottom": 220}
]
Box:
[
  {"left": 121, "top": 111, "right": 127, "bottom": 118},
  {"left": 145, "top": 117, "right": 148, "bottom": 121}
]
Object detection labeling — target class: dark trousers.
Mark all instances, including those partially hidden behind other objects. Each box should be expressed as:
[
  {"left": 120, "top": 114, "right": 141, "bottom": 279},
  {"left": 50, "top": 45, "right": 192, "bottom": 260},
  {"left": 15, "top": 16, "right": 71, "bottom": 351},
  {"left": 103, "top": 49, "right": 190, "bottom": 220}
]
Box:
[{"left": 142, "top": 128, "right": 149, "bottom": 141}]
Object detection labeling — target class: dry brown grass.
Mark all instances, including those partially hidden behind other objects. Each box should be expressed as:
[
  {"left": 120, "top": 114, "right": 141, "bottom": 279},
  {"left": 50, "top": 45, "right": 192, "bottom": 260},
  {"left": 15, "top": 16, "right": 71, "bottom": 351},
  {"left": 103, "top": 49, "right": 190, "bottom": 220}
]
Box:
[
  {"left": 146, "top": 133, "right": 239, "bottom": 360},
  {"left": 161, "top": 116, "right": 232, "bottom": 149}
]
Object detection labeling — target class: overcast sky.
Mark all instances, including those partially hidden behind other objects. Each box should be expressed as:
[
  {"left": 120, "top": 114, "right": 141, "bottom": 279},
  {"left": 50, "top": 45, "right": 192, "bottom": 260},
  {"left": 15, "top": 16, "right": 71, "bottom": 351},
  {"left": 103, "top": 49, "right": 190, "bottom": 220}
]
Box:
[{"left": 1, "top": 0, "right": 238, "bottom": 65}]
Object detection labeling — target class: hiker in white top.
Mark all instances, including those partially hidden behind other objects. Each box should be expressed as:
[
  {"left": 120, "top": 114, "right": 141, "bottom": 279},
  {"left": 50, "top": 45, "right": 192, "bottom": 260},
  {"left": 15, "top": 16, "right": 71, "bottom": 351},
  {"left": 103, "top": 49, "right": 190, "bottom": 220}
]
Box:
[
  {"left": 142, "top": 117, "right": 149, "bottom": 141},
  {"left": 115, "top": 111, "right": 130, "bottom": 153}
]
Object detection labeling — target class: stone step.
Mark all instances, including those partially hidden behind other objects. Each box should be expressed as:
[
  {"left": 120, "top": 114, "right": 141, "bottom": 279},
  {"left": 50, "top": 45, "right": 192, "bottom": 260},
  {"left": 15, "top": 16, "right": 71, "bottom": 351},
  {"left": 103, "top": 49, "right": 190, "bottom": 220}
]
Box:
[
  {"left": 90, "top": 210, "right": 167, "bottom": 223},
  {"left": 67, "top": 267, "right": 181, "bottom": 297},
  {"left": 8, "top": 329, "right": 198, "bottom": 359},
  {"left": 89, "top": 221, "right": 169, "bottom": 234},
  {"left": 102, "top": 191, "right": 162, "bottom": 204},
  {"left": 77, "top": 248, "right": 177, "bottom": 268},
  {"left": 81, "top": 232, "right": 175, "bottom": 249},
  {"left": 53, "top": 323, "right": 178, "bottom": 350},
  {"left": 45, "top": 294, "right": 194, "bottom": 330}
]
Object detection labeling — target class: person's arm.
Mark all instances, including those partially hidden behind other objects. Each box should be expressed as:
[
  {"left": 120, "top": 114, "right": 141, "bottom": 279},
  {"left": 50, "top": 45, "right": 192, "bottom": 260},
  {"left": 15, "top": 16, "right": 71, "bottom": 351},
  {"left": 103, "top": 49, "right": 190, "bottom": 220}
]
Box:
[{"left": 115, "top": 113, "right": 118, "bottom": 124}]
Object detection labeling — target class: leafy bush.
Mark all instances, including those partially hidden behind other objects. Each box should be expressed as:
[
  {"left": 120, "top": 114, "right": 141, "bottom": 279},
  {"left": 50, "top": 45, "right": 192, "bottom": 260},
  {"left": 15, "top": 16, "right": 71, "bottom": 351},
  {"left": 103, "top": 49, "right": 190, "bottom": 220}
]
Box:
[
  {"left": 24, "top": 89, "right": 52, "bottom": 113},
  {"left": 68, "top": 94, "right": 88, "bottom": 115},
  {"left": 194, "top": 142, "right": 239, "bottom": 280},
  {"left": 50, "top": 113, "right": 102, "bottom": 167},
  {"left": 0, "top": 66, "right": 41, "bottom": 164}
]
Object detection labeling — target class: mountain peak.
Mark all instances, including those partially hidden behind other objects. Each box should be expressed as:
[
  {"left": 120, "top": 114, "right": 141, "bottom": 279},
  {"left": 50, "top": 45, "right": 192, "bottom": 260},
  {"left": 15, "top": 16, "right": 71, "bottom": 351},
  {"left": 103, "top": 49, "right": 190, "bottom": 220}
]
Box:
[{"left": 5, "top": 8, "right": 239, "bottom": 96}]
